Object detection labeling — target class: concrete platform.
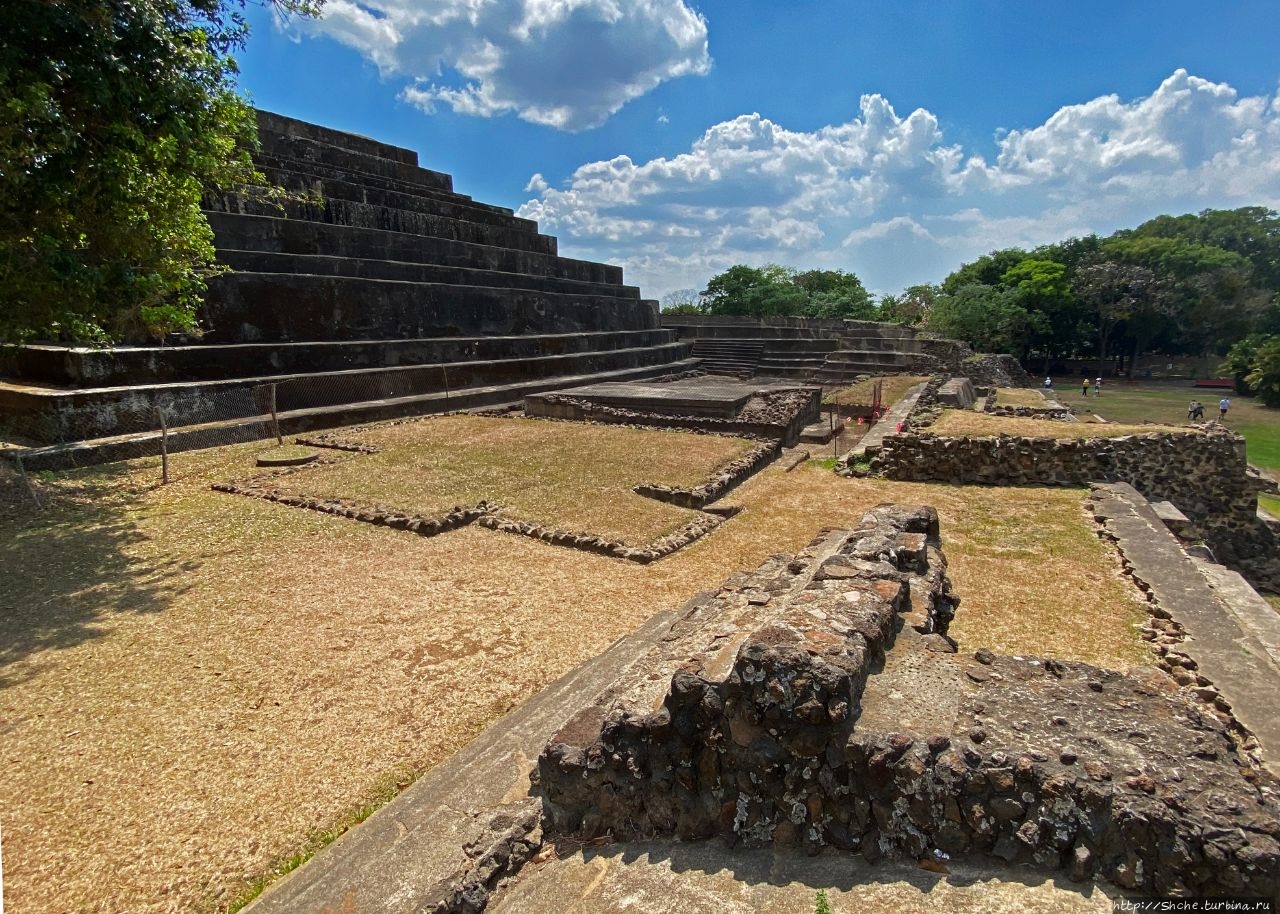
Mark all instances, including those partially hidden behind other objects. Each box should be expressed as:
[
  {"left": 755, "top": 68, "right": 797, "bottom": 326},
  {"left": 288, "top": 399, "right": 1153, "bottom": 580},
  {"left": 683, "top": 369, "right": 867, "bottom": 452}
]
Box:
[{"left": 547, "top": 378, "right": 772, "bottom": 418}]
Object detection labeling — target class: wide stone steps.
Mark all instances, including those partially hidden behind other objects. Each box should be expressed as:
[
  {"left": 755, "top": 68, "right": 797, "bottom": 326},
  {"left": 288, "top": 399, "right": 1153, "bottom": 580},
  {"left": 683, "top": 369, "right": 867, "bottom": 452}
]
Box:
[
  {"left": 252, "top": 151, "right": 508, "bottom": 220},
  {"left": 217, "top": 250, "right": 641, "bottom": 301},
  {"left": 205, "top": 212, "right": 609, "bottom": 284},
  {"left": 208, "top": 191, "right": 554, "bottom": 254},
  {"left": 257, "top": 109, "right": 419, "bottom": 167},
  {"left": 203, "top": 273, "right": 656, "bottom": 343},
  {"left": 690, "top": 339, "right": 764, "bottom": 376},
  {"left": 0, "top": 343, "right": 695, "bottom": 442},
  {"left": 13, "top": 330, "right": 681, "bottom": 385},
  {"left": 256, "top": 127, "right": 455, "bottom": 194},
  {"left": 249, "top": 156, "right": 532, "bottom": 231},
  {"left": 0, "top": 109, "right": 673, "bottom": 448},
  {"left": 13, "top": 358, "right": 703, "bottom": 470}
]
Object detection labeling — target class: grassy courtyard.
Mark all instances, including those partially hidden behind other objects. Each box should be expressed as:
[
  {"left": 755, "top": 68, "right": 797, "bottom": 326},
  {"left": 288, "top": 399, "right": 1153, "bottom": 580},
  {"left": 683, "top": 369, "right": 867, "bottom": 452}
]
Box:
[
  {"left": 928, "top": 409, "right": 1191, "bottom": 439},
  {"left": 824, "top": 374, "right": 930, "bottom": 408},
  {"left": 266, "top": 415, "right": 754, "bottom": 543},
  {"left": 0, "top": 420, "right": 1152, "bottom": 914},
  {"left": 1062, "top": 380, "right": 1280, "bottom": 476}
]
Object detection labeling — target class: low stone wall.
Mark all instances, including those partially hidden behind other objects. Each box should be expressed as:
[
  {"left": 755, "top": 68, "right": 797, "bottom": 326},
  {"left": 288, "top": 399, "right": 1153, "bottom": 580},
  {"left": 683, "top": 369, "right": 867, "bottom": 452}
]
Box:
[
  {"left": 526, "top": 388, "right": 819, "bottom": 447},
  {"left": 869, "top": 427, "right": 1249, "bottom": 527},
  {"left": 536, "top": 505, "right": 1280, "bottom": 898},
  {"left": 634, "top": 442, "right": 778, "bottom": 508},
  {"left": 985, "top": 403, "right": 1076, "bottom": 421},
  {"left": 859, "top": 425, "right": 1280, "bottom": 590}
]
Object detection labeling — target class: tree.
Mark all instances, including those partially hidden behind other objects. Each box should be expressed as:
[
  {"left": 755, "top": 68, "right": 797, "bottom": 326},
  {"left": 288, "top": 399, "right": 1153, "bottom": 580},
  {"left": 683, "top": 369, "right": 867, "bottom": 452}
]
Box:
[
  {"left": 939, "top": 248, "right": 1028, "bottom": 295},
  {"left": 1100, "top": 235, "right": 1257, "bottom": 366},
  {"left": 1001, "top": 259, "right": 1084, "bottom": 367},
  {"left": 1222, "top": 335, "right": 1266, "bottom": 394},
  {"left": 879, "top": 284, "right": 937, "bottom": 325},
  {"left": 0, "top": 0, "right": 321, "bottom": 345},
  {"left": 659, "top": 288, "right": 702, "bottom": 314},
  {"left": 791, "top": 269, "right": 875, "bottom": 319},
  {"left": 927, "top": 284, "right": 1030, "bottom": 355},
  {"left": 1244, "top": 336, "right": 1280, "bottom": 407},
  {"left": 1125, "top": 207, "right": 1280, "bottom": 292},
  {"left": 1073, "top": 259, "right": 1164, "bottom": 367},
  {"left": 698, "top": 264, "right": 874, "bottom": 318}
]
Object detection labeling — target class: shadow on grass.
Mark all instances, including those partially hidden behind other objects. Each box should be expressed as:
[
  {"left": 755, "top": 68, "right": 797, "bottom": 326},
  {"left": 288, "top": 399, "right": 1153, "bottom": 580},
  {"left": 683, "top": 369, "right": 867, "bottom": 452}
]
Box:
[{"left": 0, "top": 462, "right": 193, "bottom": 687}]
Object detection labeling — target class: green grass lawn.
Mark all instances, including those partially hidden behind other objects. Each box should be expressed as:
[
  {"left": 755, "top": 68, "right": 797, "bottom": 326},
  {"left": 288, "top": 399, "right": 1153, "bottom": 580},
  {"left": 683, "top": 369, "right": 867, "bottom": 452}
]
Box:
[{"left": 1080, "top": 381, "right": 1280, "bottom": 476}]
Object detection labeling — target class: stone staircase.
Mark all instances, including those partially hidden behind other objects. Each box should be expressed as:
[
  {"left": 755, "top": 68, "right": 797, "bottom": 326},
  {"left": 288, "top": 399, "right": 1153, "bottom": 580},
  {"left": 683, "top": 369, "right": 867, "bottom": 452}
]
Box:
[
  {"left": 689, "top": 339, "right": 763, "bottom": 375},
  {"left": 665, "top": 316, "right": 959, "bottom": 383},
  {"left": 0, "top": 110, "right": 695, "bottom": 458}
]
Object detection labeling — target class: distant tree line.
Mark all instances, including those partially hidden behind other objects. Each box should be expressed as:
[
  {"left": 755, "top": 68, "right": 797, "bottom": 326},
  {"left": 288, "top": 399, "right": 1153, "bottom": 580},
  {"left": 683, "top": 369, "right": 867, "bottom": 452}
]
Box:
[
  {"left": 661, "top": 265, "right": 876, "bottom": 320},
  {"left": 671, "top": 207, "right": 1280, "bottom": 403}
]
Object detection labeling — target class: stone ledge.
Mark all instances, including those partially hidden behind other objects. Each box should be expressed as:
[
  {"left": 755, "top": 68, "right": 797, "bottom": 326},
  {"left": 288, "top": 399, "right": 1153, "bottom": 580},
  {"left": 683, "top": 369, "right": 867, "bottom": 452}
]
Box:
[
  {"left": 535, "top": 503, "right": 1280, "bottom": 898},
  {"left": 633, "top": 442, "right": 779, "bottom": 509}
]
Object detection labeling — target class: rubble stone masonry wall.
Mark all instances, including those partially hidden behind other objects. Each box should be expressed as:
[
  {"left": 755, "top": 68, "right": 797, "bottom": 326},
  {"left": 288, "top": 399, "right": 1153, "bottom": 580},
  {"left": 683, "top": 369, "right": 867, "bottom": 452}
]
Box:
[{"left": 536, "top": 506, "right": 1279, "bottom": 897}]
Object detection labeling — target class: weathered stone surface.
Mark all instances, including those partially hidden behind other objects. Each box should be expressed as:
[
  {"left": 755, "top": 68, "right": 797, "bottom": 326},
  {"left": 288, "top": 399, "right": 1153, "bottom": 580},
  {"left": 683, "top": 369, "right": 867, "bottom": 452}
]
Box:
[{"left": 536, "top": 505, "right": 1280, "bottom": 899}]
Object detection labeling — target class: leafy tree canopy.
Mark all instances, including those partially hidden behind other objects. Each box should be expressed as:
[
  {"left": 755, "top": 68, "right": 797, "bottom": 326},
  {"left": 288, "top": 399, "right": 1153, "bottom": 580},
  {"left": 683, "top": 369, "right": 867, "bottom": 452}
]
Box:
[
  {"left": 685, "top": 265, "right": 875, "bottom": 320},
  {"left": 0, "top": 0, "right": 320, "bottom": 345}
]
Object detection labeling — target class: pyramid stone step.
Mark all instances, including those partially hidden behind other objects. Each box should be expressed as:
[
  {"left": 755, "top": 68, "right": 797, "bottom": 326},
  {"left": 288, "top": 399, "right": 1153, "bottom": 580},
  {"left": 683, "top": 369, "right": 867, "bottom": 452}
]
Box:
[
  {"left": 202, "top": 273, "right": 657, "bottom": 343},
  {"left": 249, "top": 156, "right": 531, "bottom": 225},
  {"left": 254, "top": 152, "right": 479, "bottom": 212},
  {"left": 1, "top": 343, "right": 694, "bottom": 442},
  {"left": 209, "top": 192, "right": 553, "bottom": 254},
  {"left": 256, "top": 127, "right": 454, "bottom": 193},
  {"left": 205, "top": 213, "right": 607, "bottom": 283},
  {"left": 251, "top": 156, "right": 523, "bottom": 226},
  {"left": 257, "top": 110, "right": 419, "bottom": 166},
  {"left": 13, "top": 358, "right": 704, "bottom": 470},
  {"left": 217, "top": 250, "right": 641, "bottom": 301},
  {"left": 13, "top": 330, "right": 681, "bottom": 385}
]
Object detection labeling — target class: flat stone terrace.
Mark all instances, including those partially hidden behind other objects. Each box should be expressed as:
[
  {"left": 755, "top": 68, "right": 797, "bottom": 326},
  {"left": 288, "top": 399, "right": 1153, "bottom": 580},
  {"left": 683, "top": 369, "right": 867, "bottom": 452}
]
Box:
[
  {"left": 2, "top": 110, "right": 694, "bottom": 451},
  {"left": 524, "top": 377, "right": 823, "bottom": 446}
]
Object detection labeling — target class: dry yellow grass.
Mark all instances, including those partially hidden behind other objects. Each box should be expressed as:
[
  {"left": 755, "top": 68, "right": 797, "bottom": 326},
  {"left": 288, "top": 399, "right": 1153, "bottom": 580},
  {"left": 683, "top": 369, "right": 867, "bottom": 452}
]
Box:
[
  {"left": 994, "top": 387, "right": 1049, "bottom": 408},
  {"left": 929, "top": 409, "right": 1195, "bottom": 439},
  {"left": 266, "top": 415, "right": 751, "bottom": 543},
  {"left": 824, "top": 375, "right": 930, "bottom": 407},
  {"left": 0, "top": 431, "right": 1149, "bottom": 914}
]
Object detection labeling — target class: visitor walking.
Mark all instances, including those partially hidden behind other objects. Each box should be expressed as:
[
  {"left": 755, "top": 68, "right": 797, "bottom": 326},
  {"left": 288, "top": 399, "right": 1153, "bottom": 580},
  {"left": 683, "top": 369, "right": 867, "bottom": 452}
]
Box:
[
  {"left": 1219, "top": 397, "right": 1231, "bottom": 420},
  {"left": 1093, "top": 377, "right": 1102, "bottom": 397},
  {"left": 1081, "top": 378, "right": 1089, "bottom": 397}
]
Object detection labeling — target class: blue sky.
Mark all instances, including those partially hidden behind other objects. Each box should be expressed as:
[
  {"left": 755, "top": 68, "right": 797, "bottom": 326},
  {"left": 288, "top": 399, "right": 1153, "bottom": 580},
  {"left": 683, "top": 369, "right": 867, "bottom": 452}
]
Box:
[{"left": 236, "top": 0, "right": 1280, "bottom": 299}]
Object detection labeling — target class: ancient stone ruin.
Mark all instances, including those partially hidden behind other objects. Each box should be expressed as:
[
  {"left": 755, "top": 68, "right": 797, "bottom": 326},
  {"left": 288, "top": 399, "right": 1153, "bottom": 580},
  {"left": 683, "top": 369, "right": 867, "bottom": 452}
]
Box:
[
  {"left": 536, "top": 505, "right": 1280, "bottom": 898},
  {"left": 0, "top": 110, "right": 694, "bottom": 454}
]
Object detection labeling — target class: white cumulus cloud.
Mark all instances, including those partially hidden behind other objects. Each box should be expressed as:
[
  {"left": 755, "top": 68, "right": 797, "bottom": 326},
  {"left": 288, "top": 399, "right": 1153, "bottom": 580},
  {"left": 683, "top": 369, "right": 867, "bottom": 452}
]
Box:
[
  {"left": 517, "top": 70, "right": 1280, "bottom": 295},
  {"left": 292, "top": 0, "right": 710, "bottom": 130}
]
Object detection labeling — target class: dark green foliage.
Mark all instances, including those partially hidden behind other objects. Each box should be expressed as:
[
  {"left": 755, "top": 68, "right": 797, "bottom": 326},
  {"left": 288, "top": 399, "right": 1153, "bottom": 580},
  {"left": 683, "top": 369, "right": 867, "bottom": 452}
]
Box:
[
  {"left": 0, "top": 0, "right": 319, "bottom": 345},
  {"left": 1223, "top": 336, "right": 1266, "bottom": 393},
  {"left": 926, "top": 207, "right": 1278, "bottom": 371},
  {"left": 1245, "top": 337, "right": 1280, "bottom": 407},
  {"left": 1123, "top": 207, "right": 1280, "bottom": 291},
  {"left": 927, "top": 283, "right": 1030, "bottom": 355},
  {"left": 696, "top": 264, "right": 875, "bottom": 319},
  {"left": 815, "top": 889, "right": 833, "bottom": 914}
]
